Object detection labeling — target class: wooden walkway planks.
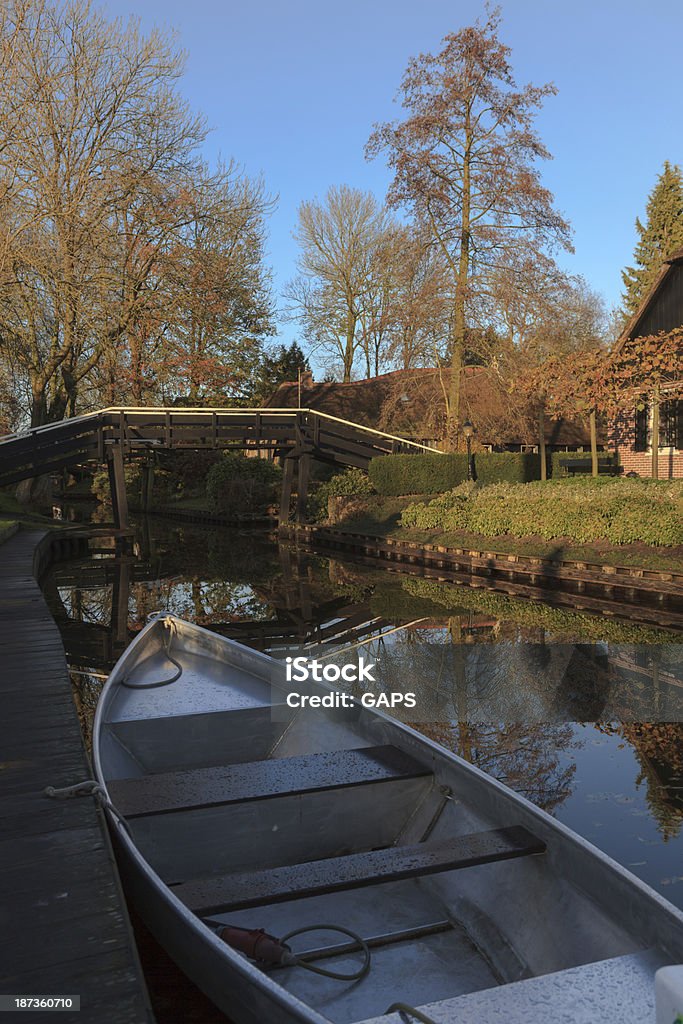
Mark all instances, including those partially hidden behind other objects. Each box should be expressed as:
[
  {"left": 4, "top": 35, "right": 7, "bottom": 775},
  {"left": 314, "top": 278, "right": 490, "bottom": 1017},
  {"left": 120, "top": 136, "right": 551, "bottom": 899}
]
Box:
[{"left": 0, "top": 530, "right": 154, "bottom": 1023}]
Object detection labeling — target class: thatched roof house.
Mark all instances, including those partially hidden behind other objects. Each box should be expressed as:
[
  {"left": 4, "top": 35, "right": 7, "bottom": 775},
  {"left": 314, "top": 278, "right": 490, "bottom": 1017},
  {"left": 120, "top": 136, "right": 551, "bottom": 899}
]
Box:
[{"left": 266, "top": 366, "right": 595, "bottom": 451}]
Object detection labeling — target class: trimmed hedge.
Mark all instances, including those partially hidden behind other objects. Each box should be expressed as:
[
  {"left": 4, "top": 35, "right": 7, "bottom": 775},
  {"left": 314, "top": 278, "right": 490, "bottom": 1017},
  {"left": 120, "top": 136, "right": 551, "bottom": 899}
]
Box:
[
  {"left": 369, "top": 453, "right": 467, "bottom": 495},
  {"left": 401, "top": 478, "right": 683, "bottom": 547},
  {"left": 475, "top": 452, "right": 540, "bottom": 484},
  {"left": 369, "top": 452, "right": 540, "bottom": 495}
]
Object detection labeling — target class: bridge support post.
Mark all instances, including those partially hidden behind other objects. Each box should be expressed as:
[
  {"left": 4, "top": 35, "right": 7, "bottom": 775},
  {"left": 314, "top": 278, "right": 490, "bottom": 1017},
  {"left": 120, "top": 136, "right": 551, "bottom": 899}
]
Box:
[
  {"left": 111, "top": 555, "right": 131, "bottom": 647},
  {"left": 141, "top": 458, "right": 154, "bottom": 512},
  {"left": 279, "top": 547, "right": 297, "bottom": 609},
  {"left": 107, "top": 446, "right": 129, "bottom": 532},
  {"left": 298, "top": 571, "right": 313, "bottom": 621},
  {"left": 296, "top": 453, "right": 311, "bottom": 523},
  {"left": 279, "top": 457, "right": 295, "bottom": 527}
]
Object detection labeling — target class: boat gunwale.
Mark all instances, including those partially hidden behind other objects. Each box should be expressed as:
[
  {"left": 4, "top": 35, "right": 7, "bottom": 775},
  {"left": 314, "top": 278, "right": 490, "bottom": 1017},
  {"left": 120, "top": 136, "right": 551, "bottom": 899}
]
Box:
[
  {"left": 93, "top": 614, "right": 334, "bottom": 1024},
  {"left": 93, "top": 614, "right": 683, "bottom": 1024}
]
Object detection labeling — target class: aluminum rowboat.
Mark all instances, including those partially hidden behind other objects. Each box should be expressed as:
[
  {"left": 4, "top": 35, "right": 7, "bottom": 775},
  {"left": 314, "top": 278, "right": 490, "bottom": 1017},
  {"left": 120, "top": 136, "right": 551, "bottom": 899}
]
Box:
[{"left": 93, "top": 613, "right": 683, "bottom": 1024}]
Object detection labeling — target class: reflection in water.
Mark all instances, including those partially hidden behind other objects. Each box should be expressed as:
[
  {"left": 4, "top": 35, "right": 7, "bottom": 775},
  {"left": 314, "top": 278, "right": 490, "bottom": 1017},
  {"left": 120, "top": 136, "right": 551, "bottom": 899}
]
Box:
[
  {"left": 603, "top": 722, "right": 683, "bottom": 840},
  {"left": 43, "top": 517, "right": 683, "bottom": 906},
  {"left": 420, "top": 721, "right": 578, "bottom": 815}
]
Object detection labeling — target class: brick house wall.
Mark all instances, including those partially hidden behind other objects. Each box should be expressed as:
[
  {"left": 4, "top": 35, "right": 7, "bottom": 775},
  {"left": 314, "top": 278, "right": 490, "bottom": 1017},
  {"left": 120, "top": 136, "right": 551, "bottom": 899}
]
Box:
[
  {"left": 610, "top": 410, "right": 683, "bottom": 478},
  {"left": 609, "top": 252, "right": 683, "bottom": 479}
]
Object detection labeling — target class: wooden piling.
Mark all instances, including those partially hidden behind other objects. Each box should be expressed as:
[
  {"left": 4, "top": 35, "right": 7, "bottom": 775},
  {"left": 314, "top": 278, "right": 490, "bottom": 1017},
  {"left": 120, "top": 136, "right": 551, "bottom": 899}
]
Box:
[
  {"left": 107, "top": 445, "right": 129, "bottom": 531},
  {"left": 279, "top": 457, "right": 295, "bottom": 526}
]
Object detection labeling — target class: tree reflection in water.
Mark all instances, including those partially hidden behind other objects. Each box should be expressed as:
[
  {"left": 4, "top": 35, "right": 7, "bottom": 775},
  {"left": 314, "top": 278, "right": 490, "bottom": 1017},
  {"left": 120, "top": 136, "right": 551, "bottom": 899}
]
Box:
[
  {"left": 420, "top": 720, "right": 578, "bottom": 814},
  {"left": 597, "top": 723, "right": 683, "bottom": 841}
]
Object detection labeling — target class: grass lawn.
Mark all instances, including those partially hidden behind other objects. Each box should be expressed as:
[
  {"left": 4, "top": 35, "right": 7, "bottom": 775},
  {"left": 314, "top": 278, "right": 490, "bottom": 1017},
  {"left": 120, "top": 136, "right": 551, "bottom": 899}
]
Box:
[
  {"left": 324, "top": 496, "right": 683, "bottom": 574},
  {"left": 158, "top": 496, "right": 213, "bottom": 511},
  {"left": 0, "top": 491, "right": 26, "bottom": 536},
  {"left": 0, "top": 520, "right": 18, "bottom": 541},
  {"left": 0, "top": 489, "right": 61, "bottom": 537}
]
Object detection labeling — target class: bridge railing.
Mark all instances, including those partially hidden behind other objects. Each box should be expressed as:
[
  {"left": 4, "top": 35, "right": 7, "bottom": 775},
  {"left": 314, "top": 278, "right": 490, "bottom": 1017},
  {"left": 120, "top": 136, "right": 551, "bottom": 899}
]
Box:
[
  {"left": 0, "top": 406, "right": 442, "bottom": 487},
  {"left": 98, "top": 406, "right": 440, "bottom": 452},
  {"left": 0, "top": 412, "right": 103, "bottom": 487}
]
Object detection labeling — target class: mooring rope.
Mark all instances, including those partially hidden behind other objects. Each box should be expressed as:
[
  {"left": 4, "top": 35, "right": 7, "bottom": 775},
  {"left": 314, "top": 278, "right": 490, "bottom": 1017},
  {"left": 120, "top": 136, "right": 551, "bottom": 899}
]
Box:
[
  {"left": 44, "top": 779, "right": 131, "bottom": 836},
  {"left": 121, "top": 616, "right": 183, "bottom": 689}
]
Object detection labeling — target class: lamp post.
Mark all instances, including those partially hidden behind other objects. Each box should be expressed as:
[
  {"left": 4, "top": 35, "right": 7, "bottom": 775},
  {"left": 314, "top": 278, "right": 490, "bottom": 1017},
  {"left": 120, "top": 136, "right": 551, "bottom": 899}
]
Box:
[{"left": 463, "top": 419, "right": 474, "bottom": 481}]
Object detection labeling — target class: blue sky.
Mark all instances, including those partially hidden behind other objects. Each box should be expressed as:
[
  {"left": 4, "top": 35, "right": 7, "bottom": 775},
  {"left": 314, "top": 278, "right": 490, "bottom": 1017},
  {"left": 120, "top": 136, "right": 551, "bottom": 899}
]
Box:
[{"left": 105, "top": 0, "right": 683, "bottom": 358}]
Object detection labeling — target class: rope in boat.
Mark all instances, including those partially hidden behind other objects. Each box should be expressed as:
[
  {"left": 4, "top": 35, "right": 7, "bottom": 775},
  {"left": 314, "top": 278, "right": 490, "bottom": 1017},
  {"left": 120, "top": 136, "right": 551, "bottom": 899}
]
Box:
[
  {"left": 384, "top": 1002, "right": 439, "bottom": 1023},
  {"left": 208, "top": 922, "right": 440, "bottom": 1017},
  {"left": 44, "top": 779, "right": 131, "bottom": 836},
  {"left": 279, "top": 924, "right": 371, "bottom": 981},
  {"left": 121, "top": 616, "right": 183, "bottom": 689}
]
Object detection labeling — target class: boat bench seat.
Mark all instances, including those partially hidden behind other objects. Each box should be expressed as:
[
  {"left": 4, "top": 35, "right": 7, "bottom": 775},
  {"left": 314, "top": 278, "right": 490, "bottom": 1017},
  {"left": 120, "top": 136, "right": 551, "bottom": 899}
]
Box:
[
  {"left": 108, "top": 744, "right": 432, "bottom": 818},
  {"left": 173, "top": 825, "right": 546, "bottom": 914}
]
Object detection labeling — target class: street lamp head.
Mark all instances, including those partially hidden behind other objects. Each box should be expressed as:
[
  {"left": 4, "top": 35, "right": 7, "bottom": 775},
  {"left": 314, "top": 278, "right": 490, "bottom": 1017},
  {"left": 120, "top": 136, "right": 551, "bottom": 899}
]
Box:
[{"left": 463, "top": 419, "right": 473, "bottom": 439}]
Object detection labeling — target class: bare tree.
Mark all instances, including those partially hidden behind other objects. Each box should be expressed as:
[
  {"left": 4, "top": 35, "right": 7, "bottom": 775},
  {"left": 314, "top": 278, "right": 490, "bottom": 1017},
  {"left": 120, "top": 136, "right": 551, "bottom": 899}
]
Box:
[
  {"left": 357, "top": 225, "right": 402, "bottom": 378},
  {"left": 482, "top": 253, "right": 610, "bottom": 367},
  {"left": 0, "top": 0, "right": 206, "bottom": 424},
  {"left": 356, "top": 224, "right": 451, "bottom": 378},
  {"left": 159, "top": 162, "right": 275, "bottom": 404},
  {"left": 285, "top": 185, "right": 392, "bottom": 381},
  {"left": 366, "top": 6, "right": 572, "bottom": 442},
  {"left": 383, "top": 226, "right": 453, "bottom": 372}
]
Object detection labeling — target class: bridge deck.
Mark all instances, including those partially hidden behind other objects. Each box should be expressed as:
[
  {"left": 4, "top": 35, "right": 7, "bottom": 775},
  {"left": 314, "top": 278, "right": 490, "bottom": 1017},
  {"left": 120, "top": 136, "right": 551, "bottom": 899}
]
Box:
[{"left": 0, "top": 530, "right": 153, "bottom": 1023}]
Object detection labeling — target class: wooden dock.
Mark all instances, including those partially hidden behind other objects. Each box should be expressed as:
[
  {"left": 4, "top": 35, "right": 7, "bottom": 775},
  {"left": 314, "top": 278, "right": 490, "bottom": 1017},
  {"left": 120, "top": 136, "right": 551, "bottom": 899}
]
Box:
[{"left": 0, "top": 530, "right": 154, "bottom": 1022}]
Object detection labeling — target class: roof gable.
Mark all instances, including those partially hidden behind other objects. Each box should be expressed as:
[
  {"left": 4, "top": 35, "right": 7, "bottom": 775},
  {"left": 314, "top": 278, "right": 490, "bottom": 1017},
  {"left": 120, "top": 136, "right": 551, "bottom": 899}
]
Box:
[{"left": 616, "top": 249, "right": 683, "bottom": 351}]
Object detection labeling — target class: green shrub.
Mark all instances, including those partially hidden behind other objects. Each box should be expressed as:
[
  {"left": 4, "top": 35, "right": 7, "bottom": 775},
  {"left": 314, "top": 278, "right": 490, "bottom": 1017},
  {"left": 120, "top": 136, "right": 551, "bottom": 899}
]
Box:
[
  {"left": 164, "top": 450, "right": 223, "bottom": 497},
  {"left": 309, "top": 467, "right": 375, "bottom": 521},
  {"left": 369, "top": 453, "right": 468, "bottom": 495},
  {"left": 474, "top": 452, "right": 541, "bottom": 484},
  {"left": 401, "top": 478, "right": 683, "bottom": 547},
  {"left": 369, "top": 451, "right": 541, "bottom": 495},
  {"left": 206, "top": 452, "right": 281, "bottom": 515},
  {"left": 401, "top": 480, "right": 474, "bottom": 528}
]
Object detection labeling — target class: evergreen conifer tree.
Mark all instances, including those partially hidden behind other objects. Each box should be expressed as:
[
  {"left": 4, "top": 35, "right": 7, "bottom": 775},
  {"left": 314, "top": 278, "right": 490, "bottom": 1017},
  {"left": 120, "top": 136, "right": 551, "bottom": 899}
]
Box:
[
  {"left": 622, "top": 162, "right": 683, "bottom": 319},
  {"left": 251, "top": 341, "right": 310, "bottom": 401}
]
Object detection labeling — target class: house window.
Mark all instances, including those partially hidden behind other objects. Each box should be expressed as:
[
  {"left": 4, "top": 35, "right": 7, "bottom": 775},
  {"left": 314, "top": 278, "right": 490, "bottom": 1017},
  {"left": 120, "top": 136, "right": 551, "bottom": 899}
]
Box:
[
  {"left": 634, "top": 402, "right": 648, "bottom": 452},
  {"left": 660, "top": 398, "right": 682, "bottom": 449}
]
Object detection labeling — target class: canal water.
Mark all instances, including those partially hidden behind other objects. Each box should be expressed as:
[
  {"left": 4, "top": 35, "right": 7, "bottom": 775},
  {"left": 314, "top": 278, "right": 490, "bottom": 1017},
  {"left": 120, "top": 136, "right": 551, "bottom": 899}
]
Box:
[{"left": 43, "top": 515, "right": 683, "bottom": 914}]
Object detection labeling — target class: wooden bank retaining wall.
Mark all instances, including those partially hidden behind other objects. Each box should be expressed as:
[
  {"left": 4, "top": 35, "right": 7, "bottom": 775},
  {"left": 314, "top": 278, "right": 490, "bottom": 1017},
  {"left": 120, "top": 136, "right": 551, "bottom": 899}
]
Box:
[{"left": 280, "top": 525, "right": 683, "bottom": 632}]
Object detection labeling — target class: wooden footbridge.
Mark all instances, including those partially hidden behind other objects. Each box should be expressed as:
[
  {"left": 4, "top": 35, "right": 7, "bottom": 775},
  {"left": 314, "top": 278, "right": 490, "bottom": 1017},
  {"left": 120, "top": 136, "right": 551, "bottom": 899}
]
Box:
[{"left": 0, "top": 406, "right": 440, "bottom": 526}]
